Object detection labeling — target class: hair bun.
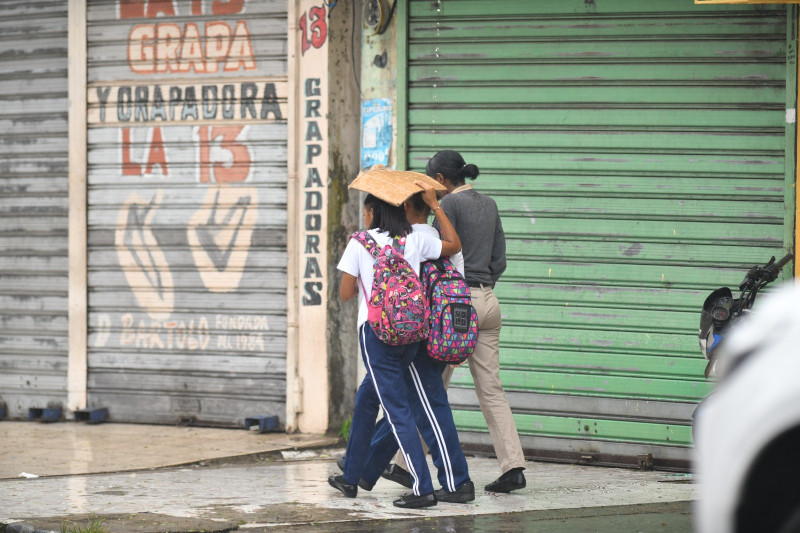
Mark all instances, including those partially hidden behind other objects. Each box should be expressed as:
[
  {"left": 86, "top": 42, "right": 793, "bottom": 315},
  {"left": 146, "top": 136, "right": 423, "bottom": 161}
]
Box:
[{"left": 462, "top": 163, "right": 480, "bottom": 180}]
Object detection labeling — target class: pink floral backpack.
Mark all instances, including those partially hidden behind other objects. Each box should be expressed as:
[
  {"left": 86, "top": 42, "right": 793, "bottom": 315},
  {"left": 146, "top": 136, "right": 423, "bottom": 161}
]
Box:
[
  {"left": 421, "top": 258, "right": 479, "bottom": 364},
  {"left": 351, "top": 231, "right": 430, "bottom": 346}
]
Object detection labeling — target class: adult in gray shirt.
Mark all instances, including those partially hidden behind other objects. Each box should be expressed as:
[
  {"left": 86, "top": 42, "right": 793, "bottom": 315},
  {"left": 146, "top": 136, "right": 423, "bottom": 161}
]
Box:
[
  {"left": 430, "top": 150, "right": 527, "bottom": 492},
  {"left": 382, "top": 150, "right": 526, "bottom": 494}
]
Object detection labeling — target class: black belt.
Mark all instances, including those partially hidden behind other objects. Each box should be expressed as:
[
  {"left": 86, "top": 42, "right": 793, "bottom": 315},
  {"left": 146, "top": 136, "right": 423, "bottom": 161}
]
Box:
[{"left": 468, "top": 282, "right": 493, "bottom": 289}]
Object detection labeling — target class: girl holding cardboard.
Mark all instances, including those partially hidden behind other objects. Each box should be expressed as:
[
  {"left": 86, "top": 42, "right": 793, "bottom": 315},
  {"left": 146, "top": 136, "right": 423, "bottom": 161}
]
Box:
[{"left": 330, "top": 168, "right": 460, "bottom": 508}]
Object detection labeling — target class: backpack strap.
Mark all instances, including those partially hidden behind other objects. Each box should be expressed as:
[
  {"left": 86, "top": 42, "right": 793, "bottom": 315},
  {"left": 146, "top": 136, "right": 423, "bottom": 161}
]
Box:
[
  {"left": 350, "top": 231, "right": 381, "bottom": 259},
  {"left": 391, "top": 235, "right": 407, "bottom": 256},
  {"left": 357, "top": 275, "right": 369, "bottom": 304},
  {"left": 352, "top": 231, "right": 408, "bottom": 259}
]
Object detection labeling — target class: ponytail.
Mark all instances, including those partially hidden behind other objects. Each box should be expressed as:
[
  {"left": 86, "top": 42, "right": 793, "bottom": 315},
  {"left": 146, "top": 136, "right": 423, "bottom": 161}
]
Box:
[
  {"left": 426, "top": 150, "right": 479, "bottom": 186},
  {"left": 460, "top": 163, "right": 480, "bottom": 181}
]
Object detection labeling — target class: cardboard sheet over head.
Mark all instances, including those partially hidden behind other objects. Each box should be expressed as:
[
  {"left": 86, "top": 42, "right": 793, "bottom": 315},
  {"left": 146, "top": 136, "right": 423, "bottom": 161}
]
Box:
[{"left": 348, "top": 165, "right": 446, "bottom": 207}]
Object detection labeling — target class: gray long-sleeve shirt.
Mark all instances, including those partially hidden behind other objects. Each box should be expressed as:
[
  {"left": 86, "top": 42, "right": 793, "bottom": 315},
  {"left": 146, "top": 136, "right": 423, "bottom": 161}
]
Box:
[{"left": 434, "top": 185, "right": 507, "bottom": 286}]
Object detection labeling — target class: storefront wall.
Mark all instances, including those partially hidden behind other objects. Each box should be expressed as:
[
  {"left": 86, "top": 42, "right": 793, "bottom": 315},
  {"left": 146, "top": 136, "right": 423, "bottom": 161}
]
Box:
[
  {"left": 400, "top": 0, "right": 796, "bottom": 467},
  {"left": 0, "top": 2, "right": 70, "bottom": 418},
  {"left": 84, "top": 0, "right": 289, "bottom": 426}
]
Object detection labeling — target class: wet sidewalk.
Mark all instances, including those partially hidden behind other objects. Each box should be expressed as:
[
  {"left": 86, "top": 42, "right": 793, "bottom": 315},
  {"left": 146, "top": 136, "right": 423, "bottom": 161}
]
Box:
[
  {"left": 0, "top": 421, "right": 696, "bottom": 532},
  {"left": 0, "top": 421, "right": 337, "bottom": 479}
]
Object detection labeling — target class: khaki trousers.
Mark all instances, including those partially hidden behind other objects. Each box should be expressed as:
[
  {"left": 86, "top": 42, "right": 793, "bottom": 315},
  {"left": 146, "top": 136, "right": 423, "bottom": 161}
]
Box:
[{"left": 396, "top": 285, "right": 526, "bottom": 474}]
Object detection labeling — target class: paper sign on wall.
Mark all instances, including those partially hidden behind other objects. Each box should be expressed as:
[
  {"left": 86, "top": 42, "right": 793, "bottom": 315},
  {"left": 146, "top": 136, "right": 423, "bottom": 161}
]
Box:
[{"left": 361, "top": 98, "right": 392, "bottom": 169}]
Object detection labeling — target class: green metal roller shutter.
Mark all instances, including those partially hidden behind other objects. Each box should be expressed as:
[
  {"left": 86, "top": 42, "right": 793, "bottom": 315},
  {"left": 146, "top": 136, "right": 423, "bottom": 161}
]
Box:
[{"left": 400, "top": 0, "right": 796, "bottom": 469}]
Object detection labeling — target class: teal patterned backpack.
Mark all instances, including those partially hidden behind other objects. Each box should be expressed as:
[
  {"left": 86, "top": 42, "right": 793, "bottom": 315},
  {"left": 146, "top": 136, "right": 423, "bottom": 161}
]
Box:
[
  {"left": 421, "top": 258, "right": 479, "bottom": 364},
  {"left": 351, "top": 231, "right": 430, "bottom": 346}
]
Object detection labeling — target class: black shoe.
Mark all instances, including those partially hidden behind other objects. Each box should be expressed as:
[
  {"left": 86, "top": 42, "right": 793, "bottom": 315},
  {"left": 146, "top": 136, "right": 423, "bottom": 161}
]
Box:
[
  {"left": 393, "top": 492, "right": 437, "bottom": 509},
  {"left": 434, "top": 480, "right": 475, "bottom": 503},
  {"left": 335, "top": 457, "right": 374, "bottom": 491},
  {"left": 328, "top": 475, "right": 357, "bottom": 498},
  {"left": 382, "top": 463, "right": 413, "bottom": 488},
  {"left": 484, "top": 468, "right": 526, "bottom": 493}
]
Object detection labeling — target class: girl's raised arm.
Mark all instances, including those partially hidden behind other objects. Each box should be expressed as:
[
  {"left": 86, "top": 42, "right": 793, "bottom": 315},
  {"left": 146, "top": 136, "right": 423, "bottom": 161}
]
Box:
[{"left": 414, "top": 180, "right": 461, "bottom": 257}]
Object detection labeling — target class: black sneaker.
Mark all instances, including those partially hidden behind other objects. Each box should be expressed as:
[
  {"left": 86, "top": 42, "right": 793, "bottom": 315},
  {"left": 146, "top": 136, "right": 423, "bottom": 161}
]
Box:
[
  {"left": 484, "top": 468, "right": 526, "bottom": 493},
  {"left": 335, "top": 457, "right": 374, "bottom": 491},
  {"left": 328, "top": 475, "right": 357, "bottom": 498},
  {"left": 393, "top": 492, "right": 437, "bottom": 509},
  {"left": 381, "top": 463, "right": 413, "bottom": 488},
  {"left": 434, "top": 480, "right": 475, "bottom": 503}
]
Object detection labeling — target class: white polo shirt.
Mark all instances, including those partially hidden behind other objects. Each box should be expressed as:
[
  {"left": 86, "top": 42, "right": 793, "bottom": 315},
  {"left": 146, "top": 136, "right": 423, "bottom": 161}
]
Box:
[{"left": 337, "top": 224, "right": 442, "bottom": 328}]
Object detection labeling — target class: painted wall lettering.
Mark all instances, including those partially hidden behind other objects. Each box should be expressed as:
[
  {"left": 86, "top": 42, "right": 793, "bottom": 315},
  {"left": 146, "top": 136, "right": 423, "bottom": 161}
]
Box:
[
  {"left": 119, "top": 0, "right": 246, "bottom": 19},
  {"left": 299, "top": 6, "right": 327, "bottom": 56},
  {"left": 127, "top": 21, "right": 256, "bottom": 74},
  {"left": 194, "top": 125, "right": 251, "bottom": 183},
  {"left": 90, "top": 82, "right": 286, "bottom": 125},
  {"left": 93, "top": 312, "right": 271, "bottom": 353},
  {"left": 121, "top": 127, "right": 169, "bottom": 177},
  {"left": 301, "top": 76, "right": 324, "bottom": 306}
]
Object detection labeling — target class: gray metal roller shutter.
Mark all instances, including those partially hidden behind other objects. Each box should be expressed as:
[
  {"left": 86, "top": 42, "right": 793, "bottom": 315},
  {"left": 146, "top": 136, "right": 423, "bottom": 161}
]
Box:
[
  {"left": 0, "top": 1, "right": 69, "bottom": 418},
  {"left": 86, "top": 0, "right": 288, "bottom": 426}
]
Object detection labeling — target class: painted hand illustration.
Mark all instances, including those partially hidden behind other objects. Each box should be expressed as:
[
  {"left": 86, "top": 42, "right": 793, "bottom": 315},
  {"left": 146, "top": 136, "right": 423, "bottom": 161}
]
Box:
[
  {"left": 115, "top": 190, "right": 174, "bottom": 320},
  {"left": 188, "top": 186, "right": 258, "bottom": 293}
]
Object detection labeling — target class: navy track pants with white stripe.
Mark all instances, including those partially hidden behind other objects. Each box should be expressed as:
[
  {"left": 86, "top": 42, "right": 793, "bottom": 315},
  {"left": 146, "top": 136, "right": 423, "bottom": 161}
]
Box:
[
  {"left": 342, "top": 324, "right": 434, "bottom": 496},
  {"left": 361, "top": 350, "right": 470, "bottom": 492}
]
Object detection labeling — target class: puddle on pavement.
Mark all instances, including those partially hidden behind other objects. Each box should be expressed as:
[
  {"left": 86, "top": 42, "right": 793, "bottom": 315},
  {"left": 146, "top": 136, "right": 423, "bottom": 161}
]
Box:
[{"left": 206, "top": 502, "right": 359, "bottom": 524}]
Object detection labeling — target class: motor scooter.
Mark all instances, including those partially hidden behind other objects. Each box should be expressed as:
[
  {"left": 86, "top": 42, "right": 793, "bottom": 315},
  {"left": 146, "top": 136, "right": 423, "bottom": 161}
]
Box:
[{"left": 699, "top": 253, "right": 793, "bottom": 378}]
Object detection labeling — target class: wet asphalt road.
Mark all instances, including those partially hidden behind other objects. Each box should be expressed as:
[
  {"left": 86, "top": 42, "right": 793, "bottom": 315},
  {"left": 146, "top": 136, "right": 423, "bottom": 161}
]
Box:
[{"left": 246, "top": 501, "right": 693, "bottom": 532}]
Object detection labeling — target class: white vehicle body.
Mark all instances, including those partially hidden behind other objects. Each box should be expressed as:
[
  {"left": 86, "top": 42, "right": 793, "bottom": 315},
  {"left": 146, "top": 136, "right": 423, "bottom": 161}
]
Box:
[{"left": 694, "top": 283, "right": 800, "bottom": 533}]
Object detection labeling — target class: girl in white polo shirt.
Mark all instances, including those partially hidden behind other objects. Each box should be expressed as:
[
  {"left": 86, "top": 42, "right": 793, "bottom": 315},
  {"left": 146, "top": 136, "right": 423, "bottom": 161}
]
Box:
[{"left": 330, "top": 181, "right": 460, "bottom": 509}]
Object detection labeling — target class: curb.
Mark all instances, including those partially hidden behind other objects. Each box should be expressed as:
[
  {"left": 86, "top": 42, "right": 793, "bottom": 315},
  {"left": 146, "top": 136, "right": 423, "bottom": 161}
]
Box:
[{"left": 2, "top": 524, "right": 57, "bottom": 533}]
